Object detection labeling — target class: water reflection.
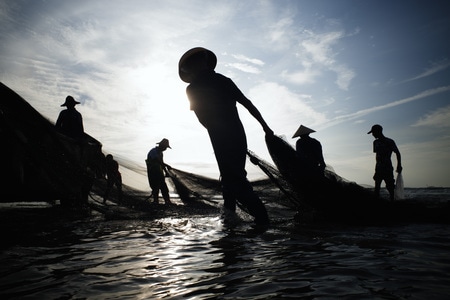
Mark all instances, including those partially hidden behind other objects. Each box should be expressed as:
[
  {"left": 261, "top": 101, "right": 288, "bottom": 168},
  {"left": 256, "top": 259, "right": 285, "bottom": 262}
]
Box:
[{"left": 1, "top": 215, "right": 450, "bottom": 299}]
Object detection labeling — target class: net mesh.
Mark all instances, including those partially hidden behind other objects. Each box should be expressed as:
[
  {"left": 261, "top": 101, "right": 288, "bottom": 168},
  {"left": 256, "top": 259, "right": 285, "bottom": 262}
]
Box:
[
  {"left": 166, "top": 167, "right": 294, "bottom": 210},
  {"left": 92, "top": 135, "right": 376, "bottom": 214},
  {"left": 2, "top": 81, "right": 375, "bottom": 216},
  {"left": 1, "top": 83, "right": 101, "bottom": 205},
  {"left": 264, "top": 134, "right": 375, "bottom": 210}
]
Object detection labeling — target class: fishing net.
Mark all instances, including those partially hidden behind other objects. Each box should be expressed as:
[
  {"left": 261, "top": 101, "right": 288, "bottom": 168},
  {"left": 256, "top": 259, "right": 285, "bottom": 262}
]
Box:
[
  {"left": 2, "top": 81, "right": 376, "bottom": 220},
  {"left": 394, "top": 172, "right": 405, "bottom": 200},
  {"left": 246, "top": 150, "right": 303, "bottom": 209},
  {"left": 0, "top": 83, "right": 102, "bottom": 206},
  {"left": 166, "top": 166, "right": 292, "bottom": 209},
  {"left": 263, "top": 134, "right": 375, "bottom": 211},
  {"left": 166, "top": 167, "right": 222, "bottom": 204},
  {"left": 108, "top": 134, "right": 375, "bottom": 215}
]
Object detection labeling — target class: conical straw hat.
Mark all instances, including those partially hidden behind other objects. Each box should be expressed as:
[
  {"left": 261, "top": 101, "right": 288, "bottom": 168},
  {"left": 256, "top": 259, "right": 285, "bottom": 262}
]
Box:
[
  {"left": 292, "top": 125, "right": 315, "bottom": 138},
  {"left": 178, "top": 47, "right": 217, "bottom": 83}
]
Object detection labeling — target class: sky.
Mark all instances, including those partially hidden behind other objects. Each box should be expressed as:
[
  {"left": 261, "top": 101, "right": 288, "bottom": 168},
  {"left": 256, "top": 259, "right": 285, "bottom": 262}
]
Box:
[{"left": 1, "top": 0, "right": 449, "bottom": 189}]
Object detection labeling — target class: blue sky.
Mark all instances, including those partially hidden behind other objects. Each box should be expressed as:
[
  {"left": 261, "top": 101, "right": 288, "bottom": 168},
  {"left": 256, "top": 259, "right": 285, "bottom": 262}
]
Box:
[{"left": 1, "top": 0, "right": 449, "bottom": 189}]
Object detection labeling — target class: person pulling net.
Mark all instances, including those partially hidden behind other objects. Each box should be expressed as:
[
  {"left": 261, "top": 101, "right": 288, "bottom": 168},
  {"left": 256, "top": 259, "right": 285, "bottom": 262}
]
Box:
[{"left": 263, "top": 134, "right": 375, "bottom": 212}]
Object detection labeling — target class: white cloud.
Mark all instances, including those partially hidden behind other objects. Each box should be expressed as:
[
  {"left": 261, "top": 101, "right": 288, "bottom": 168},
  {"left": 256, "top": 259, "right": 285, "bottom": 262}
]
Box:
[
  {"left": 412, "top": 105, "right": 450, "bottom": 128},
  {"left": 279, "top": 30, "right": 355, "bottom": 90},
  {"left": 331, "top": 64, "right": 355, "bottom": 91},
  {"left": 325, "top": 85, "right": 450, "bottom": 128},
  {"left": 247, "top": 82, "right": 327, "bottom": 133},
  {"left": 231, "top": 54, "right": 265, "bottom": 66},
  {"left": 301, "top": 31, "right": 343, "bottom": 65},
  {"left": 404, "top": 59, "right": 450, "bottom": 83},
  {"left": 227, "top": 63, "right": 261, "bottom": 74},
  {"left": 267, "top": 16, "right": 295, "bottom": 47},
  {"left": 281, "top": 67, "right": 320, "bottom": 85}
]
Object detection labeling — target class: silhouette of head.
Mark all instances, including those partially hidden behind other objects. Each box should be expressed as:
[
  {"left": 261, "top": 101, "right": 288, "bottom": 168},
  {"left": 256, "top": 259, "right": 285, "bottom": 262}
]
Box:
[
  {"left": 367, "top": 124, "right": 383, "bottom": 135},
  {"left": 61, "top": 96, "right": 80, "bottom": 108},
  {"left": 157, "top": 138, "right": 171, "bottom": 150},
  {"left": 179, "top": 47, "right": 217, "bottom": 83},
  {"left": 292, "top": 125, "right": 315, "bottom": 138}
]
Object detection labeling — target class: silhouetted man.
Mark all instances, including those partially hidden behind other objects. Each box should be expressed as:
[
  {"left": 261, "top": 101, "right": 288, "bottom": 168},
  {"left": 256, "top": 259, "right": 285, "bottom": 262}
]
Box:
[
  {"left": 55, "top": 95, "right": 84, "bottom": 139},
  {"left": 103, "top": 154, "right": 122, "bottom": 204},
  {"left": 179, "top": 47, "right": 273, "bottom": 226},
  {"left": 293, "top": 125, "right": 326, "bottom": 177},
  {"left": 146, "top": 138, "right": 172, "bottom": 205},
  {"left": 368, "top": 124, "right": 402, "bottom": 201}
]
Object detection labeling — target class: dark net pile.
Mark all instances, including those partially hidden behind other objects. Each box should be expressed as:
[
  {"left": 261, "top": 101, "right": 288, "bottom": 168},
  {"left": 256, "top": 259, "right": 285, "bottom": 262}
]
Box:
[
  {"left": 167, "top": 167, "right": 222, "bottom": 204},
  {"left": 166, "top": 167, "right": 288, "bottom": 208},
  {"left": 1, "top": 83, "right": 102, "bottom": 205},
  {"left": 264, "top": 134, "right": 376, "bottom": 210},
  {"left": 148, "top": 135, "right": 376, "bottom": 213},
  {"left": 1, "top": 81, "right": 375, "bottom": 216}
]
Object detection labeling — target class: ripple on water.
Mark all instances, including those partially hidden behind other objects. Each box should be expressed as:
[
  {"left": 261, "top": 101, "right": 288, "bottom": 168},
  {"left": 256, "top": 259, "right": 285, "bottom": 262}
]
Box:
[{"left": 1, "top": 215, "right": 450, "bottom": 299}]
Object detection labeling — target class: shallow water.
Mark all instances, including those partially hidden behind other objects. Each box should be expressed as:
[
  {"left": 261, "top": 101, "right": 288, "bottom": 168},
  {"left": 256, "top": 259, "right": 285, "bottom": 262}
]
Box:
[{"left": 1, "top": 189, "right": 450, "bottom": 299}]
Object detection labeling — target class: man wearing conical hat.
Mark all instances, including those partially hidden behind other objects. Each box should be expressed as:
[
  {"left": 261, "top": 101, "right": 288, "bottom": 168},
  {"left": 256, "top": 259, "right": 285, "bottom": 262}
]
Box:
[
  {"left": 292, "top": 125, "right": 326, "bottom": 177},
  {"left": 179, "top": 47, "right": 273, "bottom": 226},
  {"left": 55, "top": 95, "right": 84, "bottom": 139}
]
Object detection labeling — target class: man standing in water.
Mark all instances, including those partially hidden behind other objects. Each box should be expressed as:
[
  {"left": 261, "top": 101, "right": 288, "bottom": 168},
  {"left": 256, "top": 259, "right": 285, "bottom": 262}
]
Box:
[
  {"left": 178, "top": 47, "right": 273, "bottom": 226},
  {"left": 292, "top": 124, "right": 326, "bottom": 178},
  {"left": 146, "top": 138, "right": 172, "bottom": 205},
  {"left": 368, "top": 124, "right": 402, "bottom": 201},
  {"left": 55, "top": 95, "right": 84, "bottom": 139},
  {"left": 103, "top": 154, "right": 122, "bottom": 205}
]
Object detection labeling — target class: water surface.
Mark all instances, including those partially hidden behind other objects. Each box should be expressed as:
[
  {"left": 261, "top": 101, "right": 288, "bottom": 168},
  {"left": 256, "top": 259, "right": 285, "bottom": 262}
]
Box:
[{"left": 1, "top": 190, "right": 450, "bottom": 299}]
